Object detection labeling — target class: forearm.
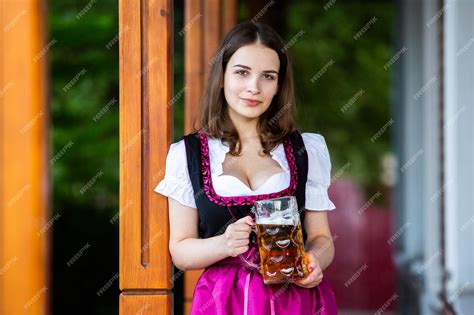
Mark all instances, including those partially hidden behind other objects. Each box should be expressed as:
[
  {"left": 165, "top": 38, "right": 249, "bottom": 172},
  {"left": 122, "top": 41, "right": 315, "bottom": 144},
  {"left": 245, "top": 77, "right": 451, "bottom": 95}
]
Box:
[
  {"left": 171, "top": 234, "right": 228, "bottom": 271},
  {"left": 304, "top": 235, "right": 335, "bottom": 271}
]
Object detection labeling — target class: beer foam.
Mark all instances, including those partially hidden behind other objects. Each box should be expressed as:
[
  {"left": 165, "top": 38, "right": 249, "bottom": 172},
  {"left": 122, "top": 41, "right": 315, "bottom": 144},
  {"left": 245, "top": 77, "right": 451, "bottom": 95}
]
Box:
[{"left": 256, "top": 215, "right": 294, "bottom": 225}]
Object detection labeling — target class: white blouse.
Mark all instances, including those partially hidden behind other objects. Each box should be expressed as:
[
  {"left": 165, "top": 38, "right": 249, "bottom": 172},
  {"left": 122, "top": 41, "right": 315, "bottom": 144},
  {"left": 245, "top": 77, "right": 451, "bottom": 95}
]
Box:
[{"left": 154, "top": 132, "right": 336, "bottom": 211}]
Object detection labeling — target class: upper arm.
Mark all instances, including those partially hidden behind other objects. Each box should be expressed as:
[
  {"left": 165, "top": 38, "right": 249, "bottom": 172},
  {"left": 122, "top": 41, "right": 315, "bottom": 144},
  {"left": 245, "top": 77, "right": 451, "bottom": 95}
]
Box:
[
  {"left": 304, "top": 210, "right": 332, "bottom": 241},
  {"left": 153, "top": 140, "right": 200, "bottom": 254},
  {"left": 168, "top": 197, "right": 199, "bottom": 254}
]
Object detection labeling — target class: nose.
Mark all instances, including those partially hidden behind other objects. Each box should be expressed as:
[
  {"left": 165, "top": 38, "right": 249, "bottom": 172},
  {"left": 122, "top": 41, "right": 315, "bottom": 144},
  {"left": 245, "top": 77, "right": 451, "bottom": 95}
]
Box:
[{"left": 246, "top": 76, "right": 260, "bottom": 95}]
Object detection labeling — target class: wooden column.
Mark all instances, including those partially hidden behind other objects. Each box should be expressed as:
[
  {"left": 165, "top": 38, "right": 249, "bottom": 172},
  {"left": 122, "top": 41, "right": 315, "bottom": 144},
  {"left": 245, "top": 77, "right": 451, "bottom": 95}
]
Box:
[
  {"left": 183, "top": 0, "right": 236, "bottom": 133},
  {"left": 183, "top": 0, "right": 204, "bottom": 133},
  {"left": 222, "top": 0, "right": 238, "bottom": 34},
  {"left": 182, "top": 0, "right": 236, "bottom": 313},
  {"left": 119, "top": 0, "right": 173, "bottom": 314},
  {"left": 0, "top": 1, "right": 49, "bottom": 315}
]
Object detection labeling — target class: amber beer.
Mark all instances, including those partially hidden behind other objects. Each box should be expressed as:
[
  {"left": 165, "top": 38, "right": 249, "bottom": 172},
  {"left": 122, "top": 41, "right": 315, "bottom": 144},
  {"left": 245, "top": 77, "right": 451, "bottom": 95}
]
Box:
[{"left": 252, "top": 197, "right": 309, "bottom": 285}]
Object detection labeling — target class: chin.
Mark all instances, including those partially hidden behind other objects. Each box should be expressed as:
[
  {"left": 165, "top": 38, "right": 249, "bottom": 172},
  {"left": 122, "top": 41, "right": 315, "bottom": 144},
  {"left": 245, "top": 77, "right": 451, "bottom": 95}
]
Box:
[{"left": 231, "top": 110, "right": 260, "bottom": 120}]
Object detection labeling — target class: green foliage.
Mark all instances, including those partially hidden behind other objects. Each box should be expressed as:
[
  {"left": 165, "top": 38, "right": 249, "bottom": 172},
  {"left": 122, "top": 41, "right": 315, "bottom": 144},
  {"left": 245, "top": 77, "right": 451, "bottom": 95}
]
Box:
[
  {"left": 50, "top": 1, "right": 119, "bottom": 214},
  {"left": 49, "top": 1, "right": 120, "bottom": 314},
  {"left": 286, "top": 1, "right": 394, "bottom": 191}
]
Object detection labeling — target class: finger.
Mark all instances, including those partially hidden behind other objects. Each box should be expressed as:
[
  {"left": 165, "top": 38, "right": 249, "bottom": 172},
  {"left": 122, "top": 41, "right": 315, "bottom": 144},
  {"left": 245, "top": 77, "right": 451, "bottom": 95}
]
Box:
[
  {"left": 295, "top": 269, "right": 323, "bottom": 287},
  {"left": 236, "top": 215, "right": 254, "bottom": 225},
  {"left": 305, "top": 254, "right": 318, "bottom": 271},
  {"left": 232, "top": 231, "right": 252, "bottom": 240},
  {"left": 303, "top": 273, "right": 320, "bottom": 286},
  {"left": 309, "top": 272, "right": 323, "bottom": 286},
  {"left": 245, "top": 215, "right": 256, "bottom": 226},
  {"left": 229, "top": 238, "right": 250, "bottom": 247},
  {"left": 308, "top": 262, "right": 318, "bottom": 273},
  {"left": 297, "top": 267, "right": 321, "bottom": 284},
  {"left": 295, "top": 276, "right": 313, "bottom": 287},
  {"left": 296, "top": 271, "right": 315, "bottom": 283},
  {"left": 233, "top": 224, "right": 252, "bottom": 233}
]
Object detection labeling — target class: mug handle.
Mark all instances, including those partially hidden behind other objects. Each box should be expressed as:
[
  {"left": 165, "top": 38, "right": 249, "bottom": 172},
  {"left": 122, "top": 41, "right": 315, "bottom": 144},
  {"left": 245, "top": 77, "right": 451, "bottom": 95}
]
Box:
[
  {"left": 249, "top": 205, "right": 258, "bottom": 233},
  {"left": 250, "top": 224, "right": 258, "bottom": 234},
  {"left": 239, "top": 206, "right": 261, "bottom": 271}
]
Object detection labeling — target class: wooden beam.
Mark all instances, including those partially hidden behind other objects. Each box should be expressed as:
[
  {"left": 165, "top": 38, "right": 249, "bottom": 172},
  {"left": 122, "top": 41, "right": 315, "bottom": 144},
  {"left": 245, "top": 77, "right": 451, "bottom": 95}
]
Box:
[
  {"left": 120, "top": 294, "right": 171, "bottom": 314},
  {"left": 119, "top": 0, "right": 173, "bottom": 313},
  {"left": 0, "top": 1, "right": 49, "bottom": 314},
  {"left": 182, "top": 1, "right": 237, "bottom": 313},
  {"left": 222, "top": 0, "right": 237, "bottom": 35},
  {"left": 203, "top": 0, "right": 222, "bottom": 82},
  {"left": 184, "top": 0, "right": 204, "bottom": 133},
  {"left": 184, "top": 0, "right": 237, "bottom": 134}
]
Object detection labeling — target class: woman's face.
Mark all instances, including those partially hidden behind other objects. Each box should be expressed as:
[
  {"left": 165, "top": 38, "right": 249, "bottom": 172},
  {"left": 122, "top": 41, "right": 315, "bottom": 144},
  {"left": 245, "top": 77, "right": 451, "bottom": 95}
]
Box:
[{"left": 223, "top": 42, "right": 280, "bottom": 121}]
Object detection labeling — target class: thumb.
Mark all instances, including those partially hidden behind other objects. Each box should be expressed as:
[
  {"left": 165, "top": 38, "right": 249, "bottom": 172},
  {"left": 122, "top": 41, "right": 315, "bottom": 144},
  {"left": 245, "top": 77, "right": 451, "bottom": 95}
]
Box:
[{"left": 306, "top": 253, "right": 318, "bottom": 271}]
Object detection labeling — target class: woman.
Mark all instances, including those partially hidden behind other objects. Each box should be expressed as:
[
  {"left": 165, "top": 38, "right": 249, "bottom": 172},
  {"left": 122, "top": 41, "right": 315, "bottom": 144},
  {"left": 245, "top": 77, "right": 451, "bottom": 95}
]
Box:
[{"left": 155, "top": 21, "right": 337, "bottom": 314}]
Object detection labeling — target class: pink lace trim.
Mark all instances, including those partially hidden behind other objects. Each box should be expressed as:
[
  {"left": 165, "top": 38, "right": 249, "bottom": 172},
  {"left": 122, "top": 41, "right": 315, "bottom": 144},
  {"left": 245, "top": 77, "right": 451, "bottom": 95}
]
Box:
[{"left": 197, "top": 130, "right": 298, "bottom": 206}]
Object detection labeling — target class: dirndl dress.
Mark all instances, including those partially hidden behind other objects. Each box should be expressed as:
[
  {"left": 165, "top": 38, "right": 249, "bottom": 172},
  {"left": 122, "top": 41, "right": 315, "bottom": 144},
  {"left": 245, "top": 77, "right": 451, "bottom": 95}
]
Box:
[{"left": 182, "top": 130, "right": 338, "bottom": 315}]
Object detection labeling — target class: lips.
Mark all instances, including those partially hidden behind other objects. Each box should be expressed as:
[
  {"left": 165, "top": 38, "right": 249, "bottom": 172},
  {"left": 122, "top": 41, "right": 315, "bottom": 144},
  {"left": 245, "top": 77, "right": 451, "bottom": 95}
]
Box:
[{"left": 241, "top": 98, "right": 262, "bottom": 106}]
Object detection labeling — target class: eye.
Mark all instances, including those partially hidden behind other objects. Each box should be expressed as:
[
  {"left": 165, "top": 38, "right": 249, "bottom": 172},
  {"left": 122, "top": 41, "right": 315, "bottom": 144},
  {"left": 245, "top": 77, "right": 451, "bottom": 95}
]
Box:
[
  {"left": 235, "top": 69, "right": 248, "bottom": 76},
  {"left": 263, "top": 74, "right": 276, "bottom": 80}
]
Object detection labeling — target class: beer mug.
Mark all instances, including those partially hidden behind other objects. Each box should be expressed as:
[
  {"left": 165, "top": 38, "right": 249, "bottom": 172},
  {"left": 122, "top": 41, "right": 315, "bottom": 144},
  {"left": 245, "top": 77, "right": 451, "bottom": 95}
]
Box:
[{"left": 247, "top": 196, "right": 310, "bottom": 285}]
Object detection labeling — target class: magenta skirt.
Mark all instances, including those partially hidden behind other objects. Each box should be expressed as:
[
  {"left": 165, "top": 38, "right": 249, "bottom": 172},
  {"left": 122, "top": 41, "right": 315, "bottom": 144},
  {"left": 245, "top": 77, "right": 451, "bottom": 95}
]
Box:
[{"left": 190, "top": 243, "right": 338, "bottom": 315}]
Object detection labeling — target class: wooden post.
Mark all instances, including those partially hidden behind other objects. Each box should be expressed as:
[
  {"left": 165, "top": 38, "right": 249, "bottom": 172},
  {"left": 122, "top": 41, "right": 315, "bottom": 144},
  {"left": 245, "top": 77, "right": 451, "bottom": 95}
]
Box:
[
  {"left": 182, "top": 0, "right": 236, "bottom": 313},
  {"left": 222, "top": 0, "right": 237, "bottom": 35},
  {"left": 183, "top": 0, "right": 204, "bottom": 133},
  {"left": 183, "top": 0, "right": 236, "bottom": 134},
  {"left": 0, "top": 1, "right": 50, "bottom": 314},
  {"left": 119, "top": 0, "right": 173, "bottom": 314}
]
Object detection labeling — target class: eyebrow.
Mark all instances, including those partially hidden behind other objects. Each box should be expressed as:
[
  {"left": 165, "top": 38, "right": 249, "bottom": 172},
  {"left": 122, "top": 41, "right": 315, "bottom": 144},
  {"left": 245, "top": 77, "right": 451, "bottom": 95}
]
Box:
[{"left": 232, "top": 64, "right": 279, "bottom": 74}]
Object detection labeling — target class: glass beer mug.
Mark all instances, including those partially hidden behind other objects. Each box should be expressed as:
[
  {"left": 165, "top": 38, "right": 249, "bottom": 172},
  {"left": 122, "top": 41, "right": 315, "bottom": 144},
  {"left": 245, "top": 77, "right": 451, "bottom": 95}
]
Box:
[{"left": 247, "top": 196, "right": 310, "bottom": 285}]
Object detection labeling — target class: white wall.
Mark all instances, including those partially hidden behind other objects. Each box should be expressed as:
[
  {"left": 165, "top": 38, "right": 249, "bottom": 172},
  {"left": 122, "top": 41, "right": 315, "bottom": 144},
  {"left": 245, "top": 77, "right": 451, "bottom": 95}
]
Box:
[
  {"left": 396, "top": 0, "right": 474, "bottom": 314},
  {"left": 444, "top": 0, "right": 474, "bottom": 313}
]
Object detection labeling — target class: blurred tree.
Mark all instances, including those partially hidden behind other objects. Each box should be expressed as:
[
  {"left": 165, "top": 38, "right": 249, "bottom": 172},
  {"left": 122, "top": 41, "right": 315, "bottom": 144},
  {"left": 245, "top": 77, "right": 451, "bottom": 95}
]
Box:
[
  {"left": 49, "top": 1, "right": 120, "bottom": 314},
  {"left": 238, "top": 0, "right": 394, "bottom": 198},
  {"left": 286, "top": 0, "right": 394, "bottom": 197}
]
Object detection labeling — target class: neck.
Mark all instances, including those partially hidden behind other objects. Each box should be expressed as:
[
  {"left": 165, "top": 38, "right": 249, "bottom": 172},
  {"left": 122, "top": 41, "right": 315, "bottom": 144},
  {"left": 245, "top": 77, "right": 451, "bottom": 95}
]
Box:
[{"left": 229, "top": 115, "right": 260, "bottom": 143}]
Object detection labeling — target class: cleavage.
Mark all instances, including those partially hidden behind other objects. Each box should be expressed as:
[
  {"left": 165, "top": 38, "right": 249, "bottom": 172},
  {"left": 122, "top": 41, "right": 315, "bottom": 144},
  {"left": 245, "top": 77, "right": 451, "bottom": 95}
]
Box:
[{"left": 219, "top": 151, "right": 285, "bottom": 192}]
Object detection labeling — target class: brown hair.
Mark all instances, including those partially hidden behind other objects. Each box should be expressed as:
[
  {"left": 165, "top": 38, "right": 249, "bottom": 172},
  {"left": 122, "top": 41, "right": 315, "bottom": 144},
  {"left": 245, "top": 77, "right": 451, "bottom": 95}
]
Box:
[{"left": 193, "top": 21, "right": 299, "bottom": 156}]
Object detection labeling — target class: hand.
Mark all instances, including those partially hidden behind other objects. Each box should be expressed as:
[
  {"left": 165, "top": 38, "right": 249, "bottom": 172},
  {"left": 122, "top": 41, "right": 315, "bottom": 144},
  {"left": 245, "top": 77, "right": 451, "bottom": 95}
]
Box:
[
  {"left": 221, "top": 216, "right": 255, "bottom": 257},
  {"left": 293, "top": 252, "right": 323, "bottom": 288}
]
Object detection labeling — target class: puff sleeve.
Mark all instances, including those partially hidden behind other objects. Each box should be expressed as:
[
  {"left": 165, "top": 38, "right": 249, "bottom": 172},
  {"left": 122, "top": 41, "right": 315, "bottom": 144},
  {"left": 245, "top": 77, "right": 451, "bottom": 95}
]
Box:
[
  {"left": 153, "top": 140, "right": 197, "bottom": 209},
  {"left": 302, "top": 133, "right": 336, "bottom": 211}
]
